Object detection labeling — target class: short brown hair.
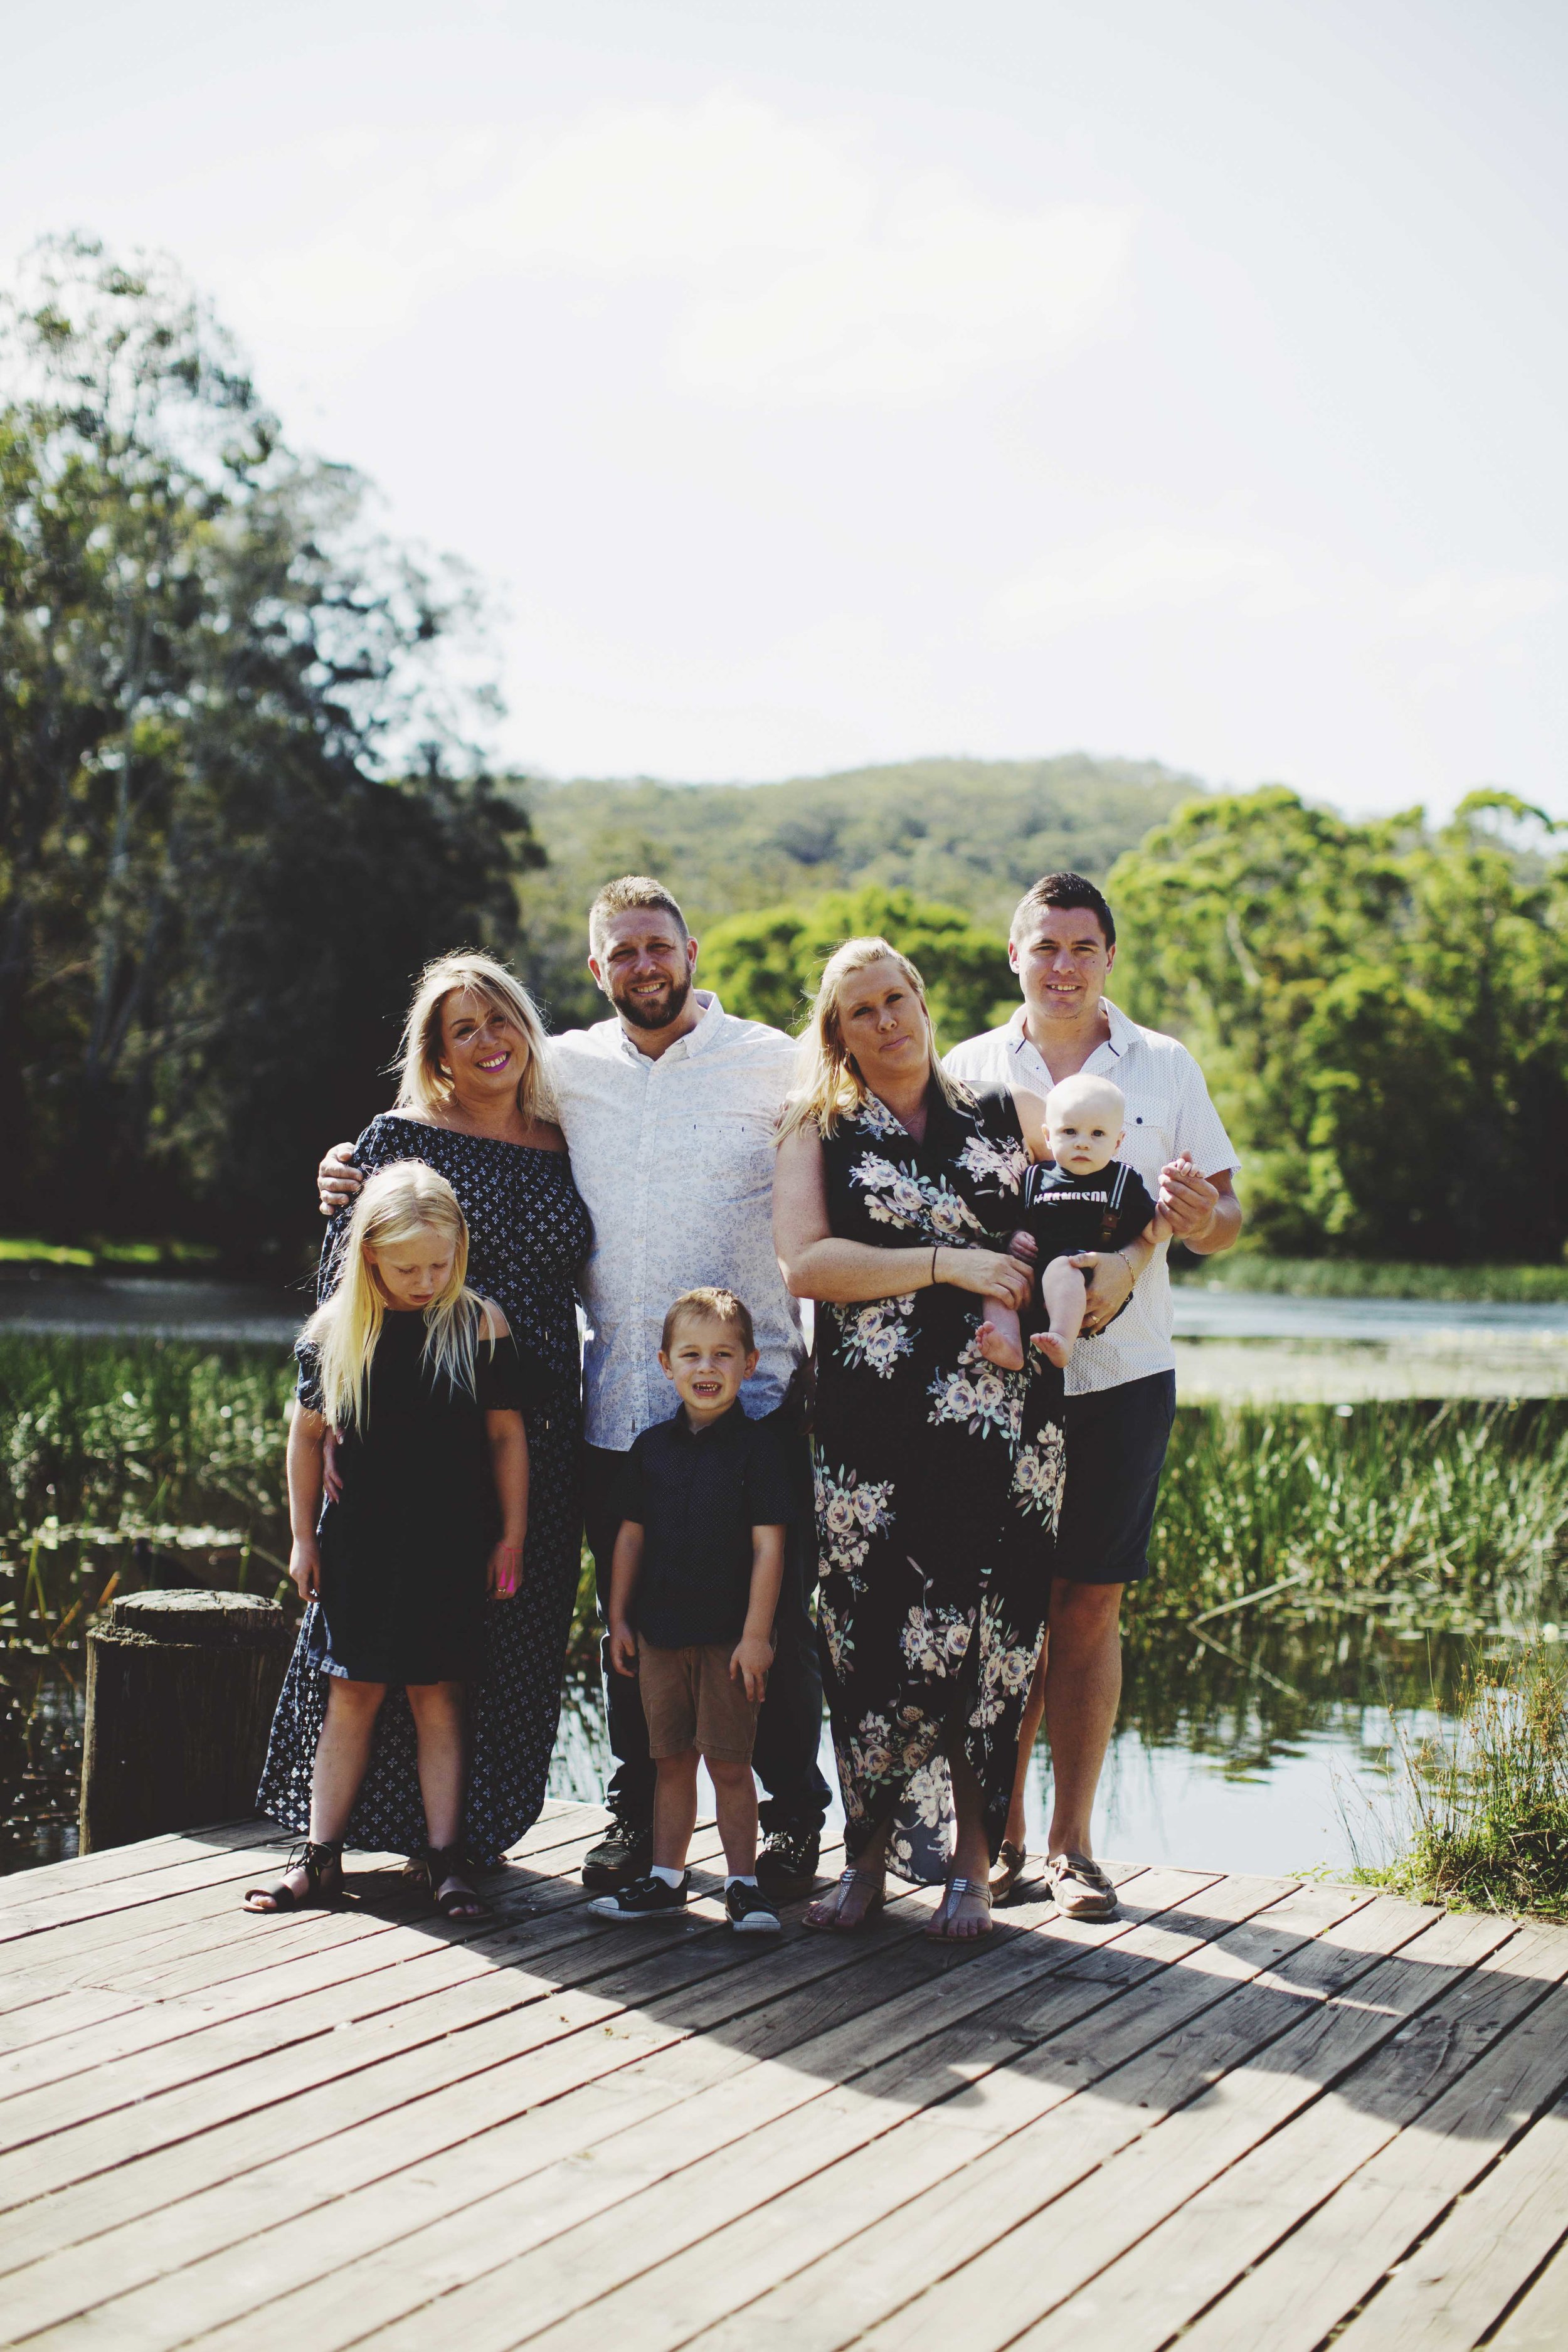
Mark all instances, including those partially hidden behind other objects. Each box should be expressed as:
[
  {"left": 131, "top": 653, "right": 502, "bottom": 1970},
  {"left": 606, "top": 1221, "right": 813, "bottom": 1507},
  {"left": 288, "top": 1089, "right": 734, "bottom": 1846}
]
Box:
[
  {"left": 660, "top": 1286, "right": 755, "bottom": 1354},
  {"left": 588, "top": 875, "right": 688, "bottom": 960},
  {"left": 1010, "top": 872, "right": 1116, "bottom": 948}
]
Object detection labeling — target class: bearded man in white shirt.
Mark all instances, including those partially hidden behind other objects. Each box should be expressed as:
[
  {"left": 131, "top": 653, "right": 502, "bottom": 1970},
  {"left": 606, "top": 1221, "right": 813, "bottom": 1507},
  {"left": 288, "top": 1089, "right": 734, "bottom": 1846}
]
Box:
[
  {"left": 548, "top": 877, "right": 829, "bottom": 1892},
  {"left": 319, "top": 877, "right": 829, "bottom": 1898},
  {"left": 945, "top": 872, "right": 1242, "bottom": 1920}
]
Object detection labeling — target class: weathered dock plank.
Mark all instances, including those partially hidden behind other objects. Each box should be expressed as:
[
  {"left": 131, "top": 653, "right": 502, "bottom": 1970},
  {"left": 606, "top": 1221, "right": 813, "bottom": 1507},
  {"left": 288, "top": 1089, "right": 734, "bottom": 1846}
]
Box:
[{"left": 0, "top": 1809, "right": 1562, "bottom": 2351}]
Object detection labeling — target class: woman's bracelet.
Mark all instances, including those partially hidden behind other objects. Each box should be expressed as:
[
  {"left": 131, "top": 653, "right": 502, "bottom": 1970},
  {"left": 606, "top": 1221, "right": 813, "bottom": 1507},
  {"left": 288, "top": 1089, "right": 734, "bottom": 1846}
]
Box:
[{"left": 930, "top": 1244, "right": 941, "bottom": 1288}]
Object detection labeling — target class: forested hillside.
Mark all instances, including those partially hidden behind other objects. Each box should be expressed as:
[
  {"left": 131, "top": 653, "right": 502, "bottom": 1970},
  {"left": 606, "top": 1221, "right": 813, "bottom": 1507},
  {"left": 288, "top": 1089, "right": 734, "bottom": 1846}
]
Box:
[{"left": 510, "top": 755, "right": 1199, "bottom": 1026}]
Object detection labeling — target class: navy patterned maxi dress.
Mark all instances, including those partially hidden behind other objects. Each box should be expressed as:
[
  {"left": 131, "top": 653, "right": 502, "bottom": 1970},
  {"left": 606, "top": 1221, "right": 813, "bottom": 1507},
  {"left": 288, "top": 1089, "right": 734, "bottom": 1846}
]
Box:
[
  {"left": 257, "top": 1115, "right": 591, "bottom": 1862},
  {"left": 813, "top": 1080, "right": 1067, "bottom": 1881}
]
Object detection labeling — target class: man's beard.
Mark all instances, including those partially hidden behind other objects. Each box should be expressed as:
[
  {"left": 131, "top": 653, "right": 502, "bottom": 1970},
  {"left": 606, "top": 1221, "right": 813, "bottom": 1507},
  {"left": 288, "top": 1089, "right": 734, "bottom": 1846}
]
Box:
[{"left": 613, "top": 972, "right": 692, "bottom": 1032}]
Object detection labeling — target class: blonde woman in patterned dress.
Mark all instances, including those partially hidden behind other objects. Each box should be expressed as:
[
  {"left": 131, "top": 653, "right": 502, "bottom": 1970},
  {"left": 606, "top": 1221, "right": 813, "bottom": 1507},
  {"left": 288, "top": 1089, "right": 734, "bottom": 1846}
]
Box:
[{"left": 773, "top": 938, "right": 1067, "bottom": 1939}]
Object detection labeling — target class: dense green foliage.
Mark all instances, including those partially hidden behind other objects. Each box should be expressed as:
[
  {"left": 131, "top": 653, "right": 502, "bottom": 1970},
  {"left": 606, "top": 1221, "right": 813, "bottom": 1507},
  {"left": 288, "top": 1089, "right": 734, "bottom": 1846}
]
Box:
[
  {"left": 1111, "top": 787, "right": 1568, "bottom": 1261},
  {"left": 699, "top": 886, "right": 1015, "bottom": 1044},
  {"left": 511, "top": 755, "right": 1196, "bottom": 1030},
  {"left": 0, "top": 238, "right": 531, "bottom": 1258}
]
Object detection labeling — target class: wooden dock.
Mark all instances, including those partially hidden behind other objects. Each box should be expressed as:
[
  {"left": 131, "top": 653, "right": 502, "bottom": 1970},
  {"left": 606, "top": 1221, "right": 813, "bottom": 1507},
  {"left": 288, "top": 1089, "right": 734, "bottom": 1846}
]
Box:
[{"left": 2, "top": 1804, "right": 1567, "bottom": 2350}]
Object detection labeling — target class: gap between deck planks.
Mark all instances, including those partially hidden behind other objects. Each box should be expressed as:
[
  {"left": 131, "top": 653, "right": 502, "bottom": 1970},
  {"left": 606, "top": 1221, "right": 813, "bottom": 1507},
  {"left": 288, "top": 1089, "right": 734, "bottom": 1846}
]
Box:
[{"left": 1, "top": 1821, "right": 1564, "bottom": 2352}]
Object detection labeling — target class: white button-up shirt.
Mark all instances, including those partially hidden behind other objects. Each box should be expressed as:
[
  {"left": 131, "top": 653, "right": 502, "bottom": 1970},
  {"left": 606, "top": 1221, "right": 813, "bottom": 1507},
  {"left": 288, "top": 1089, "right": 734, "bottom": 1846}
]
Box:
[
  {"left": 945, "top": 1000, "right": 1239, "bottom": 1398},
  {"left": 546, "top": 992, "right": 805, "bottom": 1451}
]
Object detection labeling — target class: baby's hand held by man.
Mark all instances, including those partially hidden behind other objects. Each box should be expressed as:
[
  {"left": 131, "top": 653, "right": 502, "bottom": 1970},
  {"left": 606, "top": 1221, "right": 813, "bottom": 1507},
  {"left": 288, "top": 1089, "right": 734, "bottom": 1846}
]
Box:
[{"left": 1158, "top": 1155, "right": 1217, "bottom": 1239}]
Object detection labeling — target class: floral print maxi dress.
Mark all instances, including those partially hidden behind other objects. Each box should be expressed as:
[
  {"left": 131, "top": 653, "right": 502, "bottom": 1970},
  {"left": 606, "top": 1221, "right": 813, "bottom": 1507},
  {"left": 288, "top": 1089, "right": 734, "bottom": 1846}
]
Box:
[{"left": 813, "top": 1080, "right": 1066, "bottom": 1881}]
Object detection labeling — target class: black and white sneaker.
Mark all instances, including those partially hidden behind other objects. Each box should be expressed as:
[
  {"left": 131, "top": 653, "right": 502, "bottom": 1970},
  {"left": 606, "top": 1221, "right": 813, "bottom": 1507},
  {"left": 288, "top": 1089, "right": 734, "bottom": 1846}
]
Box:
[
  {"left": 588, "top": 1872, "right": 689, "bottom": 1922},
  {"left": 725, "top": 1882, "right": 782, "bottom": 1935},
  {"left": 581, "top": 1815, "right": 654, "bottom": 1890},
  {"left": 756, "top": 1826, "right": 821, "bottom": 1900}
]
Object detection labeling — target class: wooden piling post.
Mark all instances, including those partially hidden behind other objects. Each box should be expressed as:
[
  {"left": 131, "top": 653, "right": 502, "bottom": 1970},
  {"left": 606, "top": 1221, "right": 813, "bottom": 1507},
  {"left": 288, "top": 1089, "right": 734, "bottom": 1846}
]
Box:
[{"left": 78, "top": 1589, "right": 292, "bottom": 1853}]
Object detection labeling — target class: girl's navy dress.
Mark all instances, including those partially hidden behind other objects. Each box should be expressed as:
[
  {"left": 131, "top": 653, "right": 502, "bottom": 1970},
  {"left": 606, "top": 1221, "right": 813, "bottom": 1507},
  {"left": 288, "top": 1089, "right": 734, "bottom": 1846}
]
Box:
[
  {"left": 258, "top": 1115, "right": 591, "bottom": 1862},
  {"left": 300, "top": 1309, "right": 533, "bottom": 1687}
]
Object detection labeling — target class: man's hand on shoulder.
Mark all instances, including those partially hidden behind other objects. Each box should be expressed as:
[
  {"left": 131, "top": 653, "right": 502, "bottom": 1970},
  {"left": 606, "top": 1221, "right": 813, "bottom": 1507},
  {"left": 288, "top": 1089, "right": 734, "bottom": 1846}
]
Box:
[{"left": 317, "top": 1143, "right": 360, "bottom": 1217}]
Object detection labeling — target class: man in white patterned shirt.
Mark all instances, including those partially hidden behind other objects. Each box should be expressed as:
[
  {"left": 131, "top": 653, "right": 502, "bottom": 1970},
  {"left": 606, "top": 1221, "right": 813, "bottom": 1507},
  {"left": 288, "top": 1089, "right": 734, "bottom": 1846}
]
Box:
[
  {"left": 946, "top": 872, "right": 1242, "bottom": 1920},
  {"left": 551, "top": 878, "right": 829, "bottom": 1891}
]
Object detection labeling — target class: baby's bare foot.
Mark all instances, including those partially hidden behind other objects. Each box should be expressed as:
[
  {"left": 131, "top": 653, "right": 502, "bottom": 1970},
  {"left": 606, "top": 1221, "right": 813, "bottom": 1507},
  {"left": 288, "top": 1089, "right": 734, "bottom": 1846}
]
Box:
[
  {"left": 1031, "top": 1330, "right": 1074, "bottom": 1369},
  {"left": 977, "top": 1320, "right": 1025, "bottom": 1372}
]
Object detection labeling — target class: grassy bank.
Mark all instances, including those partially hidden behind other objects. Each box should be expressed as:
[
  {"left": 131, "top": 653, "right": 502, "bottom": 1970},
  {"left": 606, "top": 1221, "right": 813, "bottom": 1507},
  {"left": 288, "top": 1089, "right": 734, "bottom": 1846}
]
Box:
[
  {"left": 5, "top": 1340, "right": 1565, "bottom": 1656},
  {"left": 1362, "top": 1643, "right": 1568, "bottom": 1920},
  {"left": 1173, "top": 1256, "right": 1568, "bottom": 1303}
]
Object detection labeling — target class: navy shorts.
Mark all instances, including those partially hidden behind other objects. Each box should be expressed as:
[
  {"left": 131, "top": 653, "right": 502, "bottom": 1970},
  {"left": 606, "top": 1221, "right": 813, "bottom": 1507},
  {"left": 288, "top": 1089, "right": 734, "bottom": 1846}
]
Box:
[{"left": 1056, "top": 1370, "right": 1177, "bottom": 1586}]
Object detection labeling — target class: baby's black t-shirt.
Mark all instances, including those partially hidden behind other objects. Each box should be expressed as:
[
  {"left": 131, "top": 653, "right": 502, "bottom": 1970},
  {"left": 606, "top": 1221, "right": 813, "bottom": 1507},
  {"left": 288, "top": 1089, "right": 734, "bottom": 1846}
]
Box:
[{"left": 1019, "top": 1158, "right": 1159, "bottom": 1264}]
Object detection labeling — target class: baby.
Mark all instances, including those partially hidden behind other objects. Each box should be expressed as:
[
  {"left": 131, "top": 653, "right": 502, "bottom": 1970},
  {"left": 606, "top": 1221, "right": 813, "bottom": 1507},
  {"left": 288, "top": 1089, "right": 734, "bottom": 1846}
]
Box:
[{"left": 977, "top": 1074, "right": 1177, "bottom": 1372}]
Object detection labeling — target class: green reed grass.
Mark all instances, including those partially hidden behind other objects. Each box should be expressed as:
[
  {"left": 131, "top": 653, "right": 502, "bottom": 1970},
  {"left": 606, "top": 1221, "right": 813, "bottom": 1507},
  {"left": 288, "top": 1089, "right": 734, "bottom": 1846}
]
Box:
[
  {"left": 4, "top": 1338, "right": 1567, "bottom": 1663},
  {"left": 0, "top": 1335, "right": 295, "bottom": 1648},
  {"left": 1172, "top": 1256, "right": 1568, "bottom": 1303},
  {"left": 1138, "top": 1401, "right": 1568, "bottom": 1637},
  {"left": 1362, "top": 1642, "right": 1568, "bottom": 1919}
]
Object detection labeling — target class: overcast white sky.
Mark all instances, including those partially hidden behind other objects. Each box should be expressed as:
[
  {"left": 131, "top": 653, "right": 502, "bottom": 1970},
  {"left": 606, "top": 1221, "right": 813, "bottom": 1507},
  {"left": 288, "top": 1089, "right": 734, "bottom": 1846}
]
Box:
[{"left": 4, "top": 0, "right": 1564, "bottom": 814}]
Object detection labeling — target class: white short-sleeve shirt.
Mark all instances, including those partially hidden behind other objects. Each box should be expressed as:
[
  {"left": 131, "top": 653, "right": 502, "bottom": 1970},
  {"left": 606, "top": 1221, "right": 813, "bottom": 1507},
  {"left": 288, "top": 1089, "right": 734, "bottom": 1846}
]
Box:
[
  {"left": 546, "top": 992, "right": 805, "bottom": 1451},
  {"left": 944, "top": 1001, "right": 1239, "bottom": 1397}
]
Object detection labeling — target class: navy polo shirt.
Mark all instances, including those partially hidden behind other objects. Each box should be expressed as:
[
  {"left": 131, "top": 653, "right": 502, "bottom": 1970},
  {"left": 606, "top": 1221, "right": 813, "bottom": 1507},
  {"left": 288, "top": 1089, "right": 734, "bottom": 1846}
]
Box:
[{"left": 617, "top": 1403, "right": 796, "bottom": 1648}]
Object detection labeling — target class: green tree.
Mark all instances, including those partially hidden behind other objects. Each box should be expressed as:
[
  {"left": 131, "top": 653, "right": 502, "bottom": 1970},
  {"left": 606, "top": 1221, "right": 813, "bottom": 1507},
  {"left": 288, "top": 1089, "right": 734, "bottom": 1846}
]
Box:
[
  {"left": 0, "top": 236, "right": 537, "bottom": 1254},
  {"left": 1110, "top": 787, "right": 1568, "bottom": 1260},
  {"left": 699, "top": 885, "right": 1015, "bottom": 1047}
]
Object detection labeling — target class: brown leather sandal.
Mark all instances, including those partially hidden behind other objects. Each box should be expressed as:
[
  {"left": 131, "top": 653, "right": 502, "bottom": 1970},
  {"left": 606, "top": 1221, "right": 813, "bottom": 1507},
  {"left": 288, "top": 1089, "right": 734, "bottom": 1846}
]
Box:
[{"left": 989, "top": 1839, "right": 1029, "bottom": 1902}]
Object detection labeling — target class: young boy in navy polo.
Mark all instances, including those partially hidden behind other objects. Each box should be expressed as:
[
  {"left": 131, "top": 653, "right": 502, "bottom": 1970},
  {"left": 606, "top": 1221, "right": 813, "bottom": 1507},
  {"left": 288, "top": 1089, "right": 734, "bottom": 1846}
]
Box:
[
  {"left": 978, "top": 1074, "right": 1177, "bottom": 1373},
  {"left": 591, "top": 1288, "right": 793, "bottom": 1933}
]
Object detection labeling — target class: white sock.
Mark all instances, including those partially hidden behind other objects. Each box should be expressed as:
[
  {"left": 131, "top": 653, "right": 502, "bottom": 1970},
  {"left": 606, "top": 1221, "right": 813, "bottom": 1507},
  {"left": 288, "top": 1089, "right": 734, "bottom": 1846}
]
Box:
[
  {"left": 726, "top": 1873, "right": 758, "bottom": 1889},
  {"left": 649, "top": 1863, "right": 684, "bottom": 1888}
]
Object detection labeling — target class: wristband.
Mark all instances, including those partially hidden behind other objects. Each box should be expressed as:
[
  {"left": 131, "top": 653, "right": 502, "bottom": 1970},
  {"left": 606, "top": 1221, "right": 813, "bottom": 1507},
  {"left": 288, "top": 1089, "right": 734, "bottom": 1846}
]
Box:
[{"left": 930, "top": 1244, "right": 940, "bottom": 1287}]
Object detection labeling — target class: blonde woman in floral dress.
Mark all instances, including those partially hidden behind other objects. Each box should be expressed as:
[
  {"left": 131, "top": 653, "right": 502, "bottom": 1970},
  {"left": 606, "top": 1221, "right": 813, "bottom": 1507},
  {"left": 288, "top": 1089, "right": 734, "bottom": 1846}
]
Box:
[{"left": 774, "top": 938, "right": 1067, "bottom": 1939}]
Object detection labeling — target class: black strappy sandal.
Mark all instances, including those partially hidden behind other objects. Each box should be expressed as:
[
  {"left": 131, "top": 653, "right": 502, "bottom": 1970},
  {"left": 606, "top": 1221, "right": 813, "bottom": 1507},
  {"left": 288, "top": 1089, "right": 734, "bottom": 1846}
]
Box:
[
  {"left": 422, "top": 1843, "right": 484, "bottom": 1920},
  {"left": 243, "top": 1839, "right": 344, "bottom": 1913}
]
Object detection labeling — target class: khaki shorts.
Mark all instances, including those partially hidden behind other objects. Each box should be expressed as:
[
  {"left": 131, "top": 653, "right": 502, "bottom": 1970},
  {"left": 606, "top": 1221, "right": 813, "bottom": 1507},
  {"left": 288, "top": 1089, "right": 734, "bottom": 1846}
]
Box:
[{"left": 637, "top": 1638, "right": 760, "bottom": 1764}]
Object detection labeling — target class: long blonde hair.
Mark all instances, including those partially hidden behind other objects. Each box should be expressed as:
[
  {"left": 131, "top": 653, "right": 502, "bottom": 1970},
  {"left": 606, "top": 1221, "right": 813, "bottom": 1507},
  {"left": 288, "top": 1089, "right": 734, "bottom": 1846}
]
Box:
[
  {"left": 394, "top": 951, "right": 549, "bottom": 1125},
  {"left": 304, "top": 1162, "right": 494, "bottom": 1429},
  {"left": 776, "top": 936, "right": 971, "bottom": 1140}
]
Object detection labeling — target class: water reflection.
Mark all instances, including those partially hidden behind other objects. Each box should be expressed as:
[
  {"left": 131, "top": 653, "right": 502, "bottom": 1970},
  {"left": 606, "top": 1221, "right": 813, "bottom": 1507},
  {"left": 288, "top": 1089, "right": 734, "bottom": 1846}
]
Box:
[
  {"left": 0, "top": 1613, "right": 1510, "bottom": 1883},
  {"left": 544, "top": 1617, "right": 1472, "bottom": 1883}
]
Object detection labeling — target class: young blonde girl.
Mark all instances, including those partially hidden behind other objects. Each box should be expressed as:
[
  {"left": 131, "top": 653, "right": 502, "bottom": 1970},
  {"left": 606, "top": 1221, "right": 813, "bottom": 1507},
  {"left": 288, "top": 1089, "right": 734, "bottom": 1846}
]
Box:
[{"left": 246, "top": 1162, "right": 531, "bottom": 1919}]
